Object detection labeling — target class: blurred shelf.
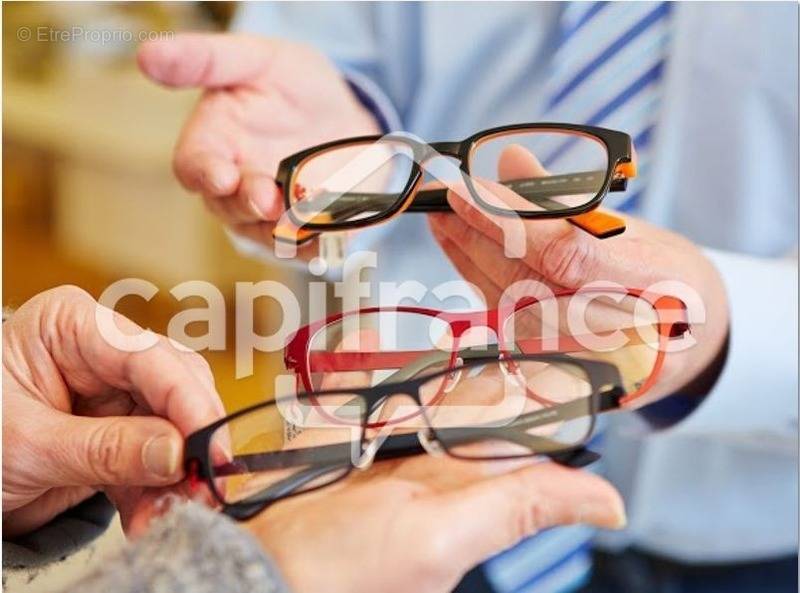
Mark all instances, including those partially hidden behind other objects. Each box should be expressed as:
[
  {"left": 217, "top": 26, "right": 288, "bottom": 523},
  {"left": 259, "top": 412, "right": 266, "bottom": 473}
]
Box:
[
  {"left": 3, "top": 63, "right": 285, "bottom": 288},
  {"left": 4, "top": 61, "right": 294, "bottom": 412},
  {"left": 4, "top": 65, "right": 198, "bottom": 172}
]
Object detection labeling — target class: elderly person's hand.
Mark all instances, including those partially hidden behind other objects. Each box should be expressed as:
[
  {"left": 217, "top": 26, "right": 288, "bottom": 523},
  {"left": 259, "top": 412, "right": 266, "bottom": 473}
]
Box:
[
  {"left": 2, "top": 286, "right": 225, "bottom": 538},
  {"left": 137, "top": 33, "right": 380, "bottom": 253},
  {"left": 429, "top": 146, "right": 730, "bottom": 404},
  {"left": 246, "top": 451, "right": 625, "bottom": 593}
]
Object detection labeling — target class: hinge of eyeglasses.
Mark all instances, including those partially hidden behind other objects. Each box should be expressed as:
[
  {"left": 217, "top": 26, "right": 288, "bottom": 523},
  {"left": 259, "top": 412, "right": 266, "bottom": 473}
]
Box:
[
  {"left": 609, "top": 177, "right": 628, "bottom": 192},
  {"left": 418, "top": 429, "right": 445, "bottom": 457},
  {"left": 187, "top": 459, "right": 202, "bottom": 491},
  {"left": 669, "top": 322, "right": 692, "bottom": 338},
  {"left": 614, "top": 160, "right": 637, "bottom": 178},
  {"left": 598, "top": 384, "right": 626, "bottom": 410}
]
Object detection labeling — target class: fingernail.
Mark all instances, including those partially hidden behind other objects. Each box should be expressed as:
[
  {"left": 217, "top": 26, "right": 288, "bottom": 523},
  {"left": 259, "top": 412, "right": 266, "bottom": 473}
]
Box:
[
  {"left": 143, "top": 435, "right": 181, "bottom": 479},
  {"left": 206, "top": 167, "right": 238, "bottom": 196},
  {"left": 613, "top": 504, "right": 628, "bottom": 529},
  {"left": 581, "top": 498, "right": 627, "bottom": 530},
  {"left": 248, "top": 197, "right": 267, "bottom": 219}
]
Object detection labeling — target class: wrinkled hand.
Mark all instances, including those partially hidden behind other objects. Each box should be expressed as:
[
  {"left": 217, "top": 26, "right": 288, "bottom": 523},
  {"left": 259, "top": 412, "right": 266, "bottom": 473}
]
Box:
[
  {"left": 2, "top": 286, "right": 225, "bottom": 537},
  {"left": 247, "top": 451, "right": 625, "bottom": 593},
  {"left": 137, "top": 32, "right": 380, "bottom": 252},
  {"left": 429, "top": 146, "right": 730, "bottom": 402}
]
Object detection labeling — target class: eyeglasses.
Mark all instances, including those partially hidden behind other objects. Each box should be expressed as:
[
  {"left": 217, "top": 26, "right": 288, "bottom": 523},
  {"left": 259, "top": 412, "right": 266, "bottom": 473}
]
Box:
[
  {"left": 284, "top": 287, "right": 690, "bottom": 413},
  {"left": 185, "top": 353, "right": 628, "bottom": 520},
  {"left": 272, "top": 123, "right": 637, "bottom": 246}
]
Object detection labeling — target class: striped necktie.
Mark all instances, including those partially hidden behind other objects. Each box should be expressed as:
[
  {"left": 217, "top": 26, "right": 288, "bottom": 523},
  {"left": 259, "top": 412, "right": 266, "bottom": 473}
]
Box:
[
  {"left": 543, "top": 1, "right": 672, "bottom": 213},
  {"left": 481, "top": 7, "right": 674, "bottom": 593}
]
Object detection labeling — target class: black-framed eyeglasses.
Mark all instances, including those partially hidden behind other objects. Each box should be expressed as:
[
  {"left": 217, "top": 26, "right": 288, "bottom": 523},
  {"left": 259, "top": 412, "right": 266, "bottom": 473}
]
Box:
[
  {"left": 185, "top": 352, "right": 626, "bottom": 520},
  {"left": 273, "top": 123, "right": 636, "bottom": 246}
]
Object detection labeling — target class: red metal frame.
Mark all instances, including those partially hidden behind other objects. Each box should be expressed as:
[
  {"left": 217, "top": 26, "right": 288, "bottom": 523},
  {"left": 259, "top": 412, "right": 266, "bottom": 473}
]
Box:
[{"left": 284, "top": 287, "right": 689, "bottom": 410}]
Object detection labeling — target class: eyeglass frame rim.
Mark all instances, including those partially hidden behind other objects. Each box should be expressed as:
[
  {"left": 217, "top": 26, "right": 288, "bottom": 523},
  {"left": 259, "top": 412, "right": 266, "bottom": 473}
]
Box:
[
  {"left": 284, "top": 286, "right": 690, "bottom": 406},
  {"left": 185, "top": 352, "right": 624, "bottom": 519},
  {"left": 275, "top": 122, "right": 634, "bottom": 232}
]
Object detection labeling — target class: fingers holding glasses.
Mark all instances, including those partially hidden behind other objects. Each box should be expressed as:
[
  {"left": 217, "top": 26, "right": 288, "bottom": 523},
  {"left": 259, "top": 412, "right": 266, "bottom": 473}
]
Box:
[
  {"left": 429, "top": 143, "right": 567, "bottom": 298},
  {"left": 197, "top": 163, "right": 284, "bottom": 227}
]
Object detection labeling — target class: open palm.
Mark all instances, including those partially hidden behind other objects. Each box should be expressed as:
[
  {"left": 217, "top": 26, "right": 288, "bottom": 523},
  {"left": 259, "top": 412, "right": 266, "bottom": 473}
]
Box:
[{"left": 250, "top": 449, "right": 624, "bottom": 593}]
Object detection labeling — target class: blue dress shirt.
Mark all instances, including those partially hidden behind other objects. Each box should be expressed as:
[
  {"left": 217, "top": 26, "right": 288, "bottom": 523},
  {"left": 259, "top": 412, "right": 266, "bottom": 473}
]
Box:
[{"left": 234, "top": 1, "right": 799, "bottom": 588}]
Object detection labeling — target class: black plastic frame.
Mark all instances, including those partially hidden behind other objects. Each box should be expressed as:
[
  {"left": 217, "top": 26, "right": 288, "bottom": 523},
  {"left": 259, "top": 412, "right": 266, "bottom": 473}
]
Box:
[
  {"left": 275, "top": 122, "right": 634, "bottom": 233},
  {"left": 185, "top": 353, "right": 625, "bottom": 520}
]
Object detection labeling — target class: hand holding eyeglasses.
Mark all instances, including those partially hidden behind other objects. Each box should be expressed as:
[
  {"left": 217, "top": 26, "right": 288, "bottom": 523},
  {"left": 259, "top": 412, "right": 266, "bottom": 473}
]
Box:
[
  {"left": 139, "top": 34, "right": 639, "bottom": 254},
  {"left": 429, "top": 145, "right": 730, "bottom": 404},
  {"left": 1, "top": 289, "right": 627, "bottom": 593},
  {"left": 2, "top": 286, "right": 225, "bottom": 538}
]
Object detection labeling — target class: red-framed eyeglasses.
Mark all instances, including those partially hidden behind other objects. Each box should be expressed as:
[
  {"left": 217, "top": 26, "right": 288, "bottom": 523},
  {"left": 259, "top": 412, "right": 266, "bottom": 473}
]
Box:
[{"left": 284, "top": 287, "right": 691, "bottom": 420}]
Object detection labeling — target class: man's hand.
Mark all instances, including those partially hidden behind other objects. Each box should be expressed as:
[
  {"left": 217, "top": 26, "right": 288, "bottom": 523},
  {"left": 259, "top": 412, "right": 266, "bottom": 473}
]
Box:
[
  {"left": 429, "top": 146, "right": 730, "bottom": 402},
  {"left": 248, "top": 453, "right": 626, "bottom": 593},
  {"left": 137, "top": 33, "right": 380, "bottom": 251},
  {"left": 2, "top": 286, "right": 225, "bottom": 537}
]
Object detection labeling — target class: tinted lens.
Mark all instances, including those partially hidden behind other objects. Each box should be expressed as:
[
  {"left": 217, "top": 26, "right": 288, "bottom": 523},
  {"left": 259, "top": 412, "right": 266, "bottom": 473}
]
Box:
[
  {"left": 289, "top": 140, "right": 416, "bottom": 226},
  {"left": 468, "top": 130, "right": 609, "bottom": 213},
  {"left": 425, "top": 357, "right": 595, "bottom": 459},
  {"left": 503, "top": 292, "right": 660, "bottom": 397},
  {"left": 209, "top": 394, "right": 366, "bottom": 506}
]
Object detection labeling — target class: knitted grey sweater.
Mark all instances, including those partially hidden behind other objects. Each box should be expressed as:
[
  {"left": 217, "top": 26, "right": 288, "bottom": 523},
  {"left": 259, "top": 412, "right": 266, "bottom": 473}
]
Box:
[{"left": 4, "top": 499, "right": 290, "bottom": 593}]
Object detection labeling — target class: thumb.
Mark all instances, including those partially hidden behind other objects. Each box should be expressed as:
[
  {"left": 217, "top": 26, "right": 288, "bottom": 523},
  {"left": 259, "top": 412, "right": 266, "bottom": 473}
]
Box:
[
  {"left": 41, "top": 410, "right": 184, "bottom": 488},
  {"left": 497, "top": 143, "right": 549, "bottom": 182},
  {"left": 443, "top": 186, "right": 616, "bottom": 288},
  {"left": 137, "top": 32, "right": 276, "bottom": 88},
  {"left": 432, "top": 463, "right": 625, "bottom": 569}
]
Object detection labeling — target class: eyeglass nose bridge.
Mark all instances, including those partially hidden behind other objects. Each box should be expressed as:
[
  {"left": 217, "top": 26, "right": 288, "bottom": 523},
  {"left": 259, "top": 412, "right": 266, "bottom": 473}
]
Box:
[
  {"left": 358, "top": 390, "right": 430, "bottom": 466},
  {"left": 418, "top": 428, "right": 445, "bottom": 456},
  {"left": 354, "top": 438, "right": 379, "bottom": 470}
]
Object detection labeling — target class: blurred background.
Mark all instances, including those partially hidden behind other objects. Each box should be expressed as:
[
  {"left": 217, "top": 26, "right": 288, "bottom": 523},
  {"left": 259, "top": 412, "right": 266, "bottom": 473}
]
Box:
[
  {"left": 3, "top": 1, "right": 297, "bottom": 412},
  {"left": 4, "top": 5, "right": 296, "bottom": 588},
  {"left": 3, "top": 3, "right": 797, "bottom": 593}
]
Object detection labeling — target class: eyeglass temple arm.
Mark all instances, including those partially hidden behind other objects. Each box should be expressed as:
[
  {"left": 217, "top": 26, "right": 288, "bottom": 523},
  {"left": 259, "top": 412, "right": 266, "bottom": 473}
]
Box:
[
  {"left": 291, "top": 169, "right": 623, "bottom": 215},
  {"left": 223, "top": 433, "right": 604, "bottom": 521},
  {"left": 406, "top": 169, "right": 629, "bottom": 211},
  {"left": 304, "top": 326, "right": 654, "bottom": 373},
  {"left": 283, "top": 169, "right": 627, "bottom": 242},
  {"left": 211, "top": 385, "right": 623, "bottom": 479},
  {"left": 225, "top": 421, "right": 610, "bottom": 520}
]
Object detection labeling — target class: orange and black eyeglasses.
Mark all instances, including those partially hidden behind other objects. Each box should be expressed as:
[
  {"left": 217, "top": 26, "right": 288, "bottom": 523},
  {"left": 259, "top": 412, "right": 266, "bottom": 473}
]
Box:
[{"left": 272, "top": 123, "right": 637, "bottom": 246}]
